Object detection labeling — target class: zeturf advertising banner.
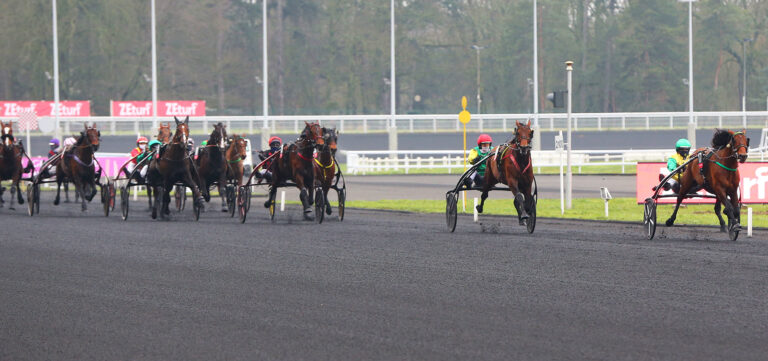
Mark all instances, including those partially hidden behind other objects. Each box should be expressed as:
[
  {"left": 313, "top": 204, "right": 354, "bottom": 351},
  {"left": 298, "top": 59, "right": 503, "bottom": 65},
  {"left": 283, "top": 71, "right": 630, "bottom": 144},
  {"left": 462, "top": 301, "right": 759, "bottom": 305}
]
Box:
[
  {"left": 0, "top": 101, "right": 91, "bottom": 117},
  {"left": 636, "top": 162, "right": 768, "bottom": 204},
  {"left": 111, "top": 101, "right": 206, "bottom": 117}
]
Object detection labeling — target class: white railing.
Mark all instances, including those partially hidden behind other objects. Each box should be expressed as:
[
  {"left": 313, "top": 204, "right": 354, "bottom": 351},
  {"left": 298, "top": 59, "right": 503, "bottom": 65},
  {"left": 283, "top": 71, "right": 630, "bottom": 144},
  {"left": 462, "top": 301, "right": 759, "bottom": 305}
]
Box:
[
  {"left": 344, "top": 149, "right": 674, "bottom": 175},
  {"left": 4, "top": 111, "right": 768, "bottom": 135}
]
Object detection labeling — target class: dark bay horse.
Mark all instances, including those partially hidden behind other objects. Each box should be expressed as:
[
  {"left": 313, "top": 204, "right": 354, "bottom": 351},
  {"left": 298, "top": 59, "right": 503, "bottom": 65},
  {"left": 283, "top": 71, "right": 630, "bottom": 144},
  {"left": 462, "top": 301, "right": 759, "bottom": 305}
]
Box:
[
  {"left": 54, "top": 123, "right": 101, "bottom": 211},
  {"left": 0, "top": 120, "right": 26, "bottom": 209},
  {"left": 476, "top": 120, "right": 535, "bottom": 225},
  {"left": 665, "top": 129, "right": 749, "bottom": 232},
  {"left": 156, "top": 123, "right": 172, "bottom": 144},
  {"left": 226, "top": 134, "right": 248, "bottom": 188},
  {"left": 196, "top": 122, "right": 229, "bottom": 212},
  {"left": 265, "top": 122, "right": 323, "bottom": 220},
  {"left": 147, "top": 116, "right": 204, "bottom": 220},
  {"left": 314, "top": 127, "right": 338, "bottom": 215}
]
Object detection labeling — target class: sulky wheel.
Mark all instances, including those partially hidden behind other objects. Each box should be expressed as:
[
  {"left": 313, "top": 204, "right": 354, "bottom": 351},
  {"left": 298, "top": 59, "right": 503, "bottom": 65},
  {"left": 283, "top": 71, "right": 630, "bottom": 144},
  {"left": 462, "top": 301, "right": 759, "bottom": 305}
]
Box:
[
  {"left": 175, "top": 185, "right": 186, "bottom": 212},
  {"left": 121, "top": 186, "right": 130, "bottom": 221},
  {"left": 728, "top": 217, "right": 740, "bottom": 241},
  {"left": 446, "top": 192, "right": 458, "bottom": 233},
  {"left": 109, "top": 183, "right": 116, "bottom": 212},
  {"left": 526, "top": 196, "right": 537, "bottom": 234},
  {"left": 337, "top": 186, "right": 345, "bottom": 222},
  {"left": 244, "top": 186, "right": 252, "bottom": 212},
  {"left": 26, "top": 182, "right": 38, "bottom": 217},
  {"left": 226, "top": 184, "right": 236, "bottom": 217},
  {"left": 101, "top": 184, "right": 110, "bottom": 217},
  {"left": 237, "top": 186, "right": 248, "bottom": 224},
  {"left": 643, "top": 198, "right": 657, "bottom": 240},
  {"left": 314, "top": 187, "right": 325, "bottom": 224}
]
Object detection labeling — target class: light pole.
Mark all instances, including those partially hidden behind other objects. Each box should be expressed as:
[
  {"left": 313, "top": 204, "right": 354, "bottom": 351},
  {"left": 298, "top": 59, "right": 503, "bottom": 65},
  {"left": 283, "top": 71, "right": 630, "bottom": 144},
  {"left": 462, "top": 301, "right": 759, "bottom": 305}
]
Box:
[
  {"left": 51, "top": 0, "right": 61, "bottom": 139},
  {"left": 388, "top": 0, "right": 398, "bottom": 154},
  {"left": 740, "top": 37, "right": 752, "bottom": 128},
  {"left": 565, "top": 61, "right": 573, "bottom": 210},
  {"left": 261, "top": 0, "right": 270, "bottom": 148},
  {"left": 471, "top": 45, "right": 486, "bottom": 115},
  {"left": 150, "top": 0, "right": 158, "bottom": 130},
  {"left": 532, "top": 0, "right": 541, "bottom": 151},
  {"left": 679, "top": 0, "right": 696, "bottom": 148}
]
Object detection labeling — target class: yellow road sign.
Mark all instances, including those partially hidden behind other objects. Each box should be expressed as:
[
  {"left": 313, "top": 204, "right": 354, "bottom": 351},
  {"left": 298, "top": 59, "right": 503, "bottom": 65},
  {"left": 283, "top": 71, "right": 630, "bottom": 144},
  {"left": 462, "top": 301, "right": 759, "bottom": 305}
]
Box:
[{"left": 459, "top": 96, "right": 471, "bottom": 125}]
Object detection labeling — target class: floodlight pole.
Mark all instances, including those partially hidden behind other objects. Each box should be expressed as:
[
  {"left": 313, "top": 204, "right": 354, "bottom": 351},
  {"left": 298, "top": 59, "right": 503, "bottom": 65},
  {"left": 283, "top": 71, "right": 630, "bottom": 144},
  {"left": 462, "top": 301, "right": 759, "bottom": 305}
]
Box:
[
  {"left": 566, "top": 61, "right": 573, "bottom": 210},
  {"left": 151, "top": 0, "right": 158, "bottom": 129},
  {"left": 388, "top": 0, "right": 398, "bottom": 154},
  {"left": 261, "top": 0, "right": 270, "bottom": 147},
  {"left": 681, "top": 0, "right": 696, "bottom": 148},
  {"left": 532, "top": 0, "right": 541, "bottom": 151},
  {"left": 52, "top": 0, "right": 61, "bottom": 140}
]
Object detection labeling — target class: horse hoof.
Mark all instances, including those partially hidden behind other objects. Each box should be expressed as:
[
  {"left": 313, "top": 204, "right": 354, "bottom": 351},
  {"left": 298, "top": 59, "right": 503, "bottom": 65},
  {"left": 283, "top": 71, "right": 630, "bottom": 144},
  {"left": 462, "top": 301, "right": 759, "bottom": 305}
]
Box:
[
  {"left": 304, "top": 207, "right": 312, "bottom": 214},
  {"left": 475, "top": 205, "right": 483, "bottom": 214},
  {"left": 665, "top": 219, "right": 674, "bottom": 227},
  {"left": 326, "top": 207, "right": 332, "bottom": 215},
  {"left": 720, "top": 227, "right": 727, "bottom": 233},
  {"left": 18, "top": 199, "right": 24, "bottom": 205},
  {"left": 8, "top": 206, "right": 14, "bottom": 210},
  {"left": 264, "top": 200, "right": 271, "bottom": 208},
  {"left": 53, "top": 199, "right": 59, "bottom": 206},
  {"left": 221, "top": 207, "right": 228, "bottom": 212}
]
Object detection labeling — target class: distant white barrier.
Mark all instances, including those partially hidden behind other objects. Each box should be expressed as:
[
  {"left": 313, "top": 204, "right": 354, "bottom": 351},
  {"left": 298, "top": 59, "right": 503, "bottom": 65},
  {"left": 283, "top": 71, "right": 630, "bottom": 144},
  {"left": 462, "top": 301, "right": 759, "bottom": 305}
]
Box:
[{"left": 344, "top": 149, "right": 673, "bottom": 174}]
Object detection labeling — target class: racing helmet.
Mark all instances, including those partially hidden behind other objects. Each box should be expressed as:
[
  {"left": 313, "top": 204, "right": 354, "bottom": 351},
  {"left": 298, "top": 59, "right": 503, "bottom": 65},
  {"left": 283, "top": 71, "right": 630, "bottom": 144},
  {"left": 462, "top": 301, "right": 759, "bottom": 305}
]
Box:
[
  {"left": 49, "top": 138, "right": 60, "bottom": 147},
  {"left": 136, "top": 136, "right": 149, "bottom": 145},
  {"left": 477, "top": 134, "right": 492, "bottom": 146},
  {"left": 675, "top": 138, "right": 691, "bottom": 156}
]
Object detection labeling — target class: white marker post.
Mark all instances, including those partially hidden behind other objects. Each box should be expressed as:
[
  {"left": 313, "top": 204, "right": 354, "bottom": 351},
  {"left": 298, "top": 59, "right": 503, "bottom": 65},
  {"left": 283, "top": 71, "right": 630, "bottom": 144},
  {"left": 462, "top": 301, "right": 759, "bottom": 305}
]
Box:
[
  {"left": 280, "top": 190, "right": 286, "bottom": 211},
  {"left": 747, "top": 207, "right": 752, "bottom": 237},
  {"left": 473, "top": 197, "right": 478, "bottom": 222},
  {"left": 600, "top": 187, "right": 612, "bottom": 218}
]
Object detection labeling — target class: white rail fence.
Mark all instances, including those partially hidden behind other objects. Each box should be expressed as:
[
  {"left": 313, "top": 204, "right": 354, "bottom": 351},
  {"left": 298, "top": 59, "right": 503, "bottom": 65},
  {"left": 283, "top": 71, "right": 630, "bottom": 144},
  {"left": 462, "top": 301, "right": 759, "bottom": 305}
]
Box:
[
  {"left": 3, "top": 111, "right": 768, "bottom": 135},
  {"left": 345, "top": 149, "right": 674, "bottom": 175}
]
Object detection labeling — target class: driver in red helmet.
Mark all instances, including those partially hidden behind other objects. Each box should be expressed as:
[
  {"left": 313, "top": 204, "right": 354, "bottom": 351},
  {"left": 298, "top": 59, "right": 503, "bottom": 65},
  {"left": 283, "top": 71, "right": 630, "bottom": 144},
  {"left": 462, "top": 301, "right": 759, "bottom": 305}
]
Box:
[
  {"left": 256, "top": 136, "right": 282, "bottom": 182},
  {"left": 126, "top": 136, "right": 149, "bottom": 178},
  {"left": 465, "top": 134, "right": 493, "bottom": 188}
]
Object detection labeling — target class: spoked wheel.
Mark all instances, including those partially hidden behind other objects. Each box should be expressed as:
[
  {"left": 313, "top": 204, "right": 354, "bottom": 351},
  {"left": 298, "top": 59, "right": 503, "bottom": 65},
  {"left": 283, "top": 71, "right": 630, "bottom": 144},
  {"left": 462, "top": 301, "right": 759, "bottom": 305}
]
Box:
[
  {"left": 314, "top": 186, "right": 325, "bottom": 224},
  {"left": 643, "top": 198, "right": 657, "bottom": 240},
  {"left": 174, "top": 185, "right": 186, "bottom": 212},
  {"left": 120, "top": 186, "right": 130, "bottom": 221},
  {"left": 268, "top": 192, "right": 276, "bottom": 223},
  {"left": 237, "top": 186, "right": 248, "bottom": 224},
  {"left": 226, "top": 184, "right": 236, "bottom": 217},
  {"left": 109, "top": 183, "right": 116, "bottom": 212},
  {"left": 101, "top": 184, "right": 110, "bottom": 217},
  {"left": 446, "top": 192, "right": 458, "bottom": 232},
  {"left": 26, "top": 182, "right": 39, "bottom": 216},
  {"left": 728, "top": 217, "right": 740, "bottom": 241},
  {"left": 337, "top": 186, "right": 346, "bottom": 222},
  {"left": 244, "top": 186, "right": 252, "bottom": 212},
  {"left": 526, "top": 195, "right": 537, "bottom": 234}
]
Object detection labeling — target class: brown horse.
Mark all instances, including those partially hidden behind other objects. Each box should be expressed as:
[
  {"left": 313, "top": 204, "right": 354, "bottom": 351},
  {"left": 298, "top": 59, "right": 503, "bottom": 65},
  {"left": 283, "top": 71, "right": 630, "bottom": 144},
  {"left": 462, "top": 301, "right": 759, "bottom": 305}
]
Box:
[
  {"left": 195, "top": 122, "right": 229, "bottom": 212},
  {"left": 156, "top": 123, "right": 172, "bottom": 144},
  {"left": 0, "top": 120, "right": 26, "bottom": 209},
  {"left": 314, "top": 127, "right": 338, "bottom": 215},
  {"left": 476, "top": 120, "right": 535, "bottom": 225},
  {"left": 665, "top": 129, "right": 749, "bottom": 232},
  {"left": 226, "top": 133, "right": 248, "bottom": 187},
  {"left": 55, "top": 123, "right": 101, "bottom": 211},
  {"left": 146, "top": 116, "right": 204, "bottom": 220},
  {"left": 265, "top": 121, "right": 324, "bottom": 220}
]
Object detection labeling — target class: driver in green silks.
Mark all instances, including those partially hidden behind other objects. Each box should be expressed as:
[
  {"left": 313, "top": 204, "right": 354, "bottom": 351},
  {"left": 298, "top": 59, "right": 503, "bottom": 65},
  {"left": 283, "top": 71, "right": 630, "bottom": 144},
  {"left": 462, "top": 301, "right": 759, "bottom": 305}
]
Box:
[
  {"left": 465, "top": 134, "right": 493, "bottom": 188},
  {"left": 659, "top": 138, "right": 691, "bottom": 193}
]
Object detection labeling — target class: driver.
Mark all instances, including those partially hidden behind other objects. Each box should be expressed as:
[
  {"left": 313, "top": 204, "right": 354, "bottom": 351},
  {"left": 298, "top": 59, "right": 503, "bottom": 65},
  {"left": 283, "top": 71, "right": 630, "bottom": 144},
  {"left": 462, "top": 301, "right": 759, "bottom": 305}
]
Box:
[
  {"left": 257, "top": 136, "right": 282, "bottom": 182},
  {"left": 465, "top": 134, "right": 493, "bottom": 188},
  {"left": 659, "top": 138, "right": 691, "bottom": 193},
  {"left": 126, "top": 136, "right": 149, "bottom": 178}
]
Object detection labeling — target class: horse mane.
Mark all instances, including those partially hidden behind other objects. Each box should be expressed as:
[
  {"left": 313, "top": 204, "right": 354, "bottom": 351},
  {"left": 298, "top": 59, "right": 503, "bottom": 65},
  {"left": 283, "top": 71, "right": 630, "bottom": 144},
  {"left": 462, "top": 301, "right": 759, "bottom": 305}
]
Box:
[{"left": 711, "top": 129, "right": 732, "bottom": 148}]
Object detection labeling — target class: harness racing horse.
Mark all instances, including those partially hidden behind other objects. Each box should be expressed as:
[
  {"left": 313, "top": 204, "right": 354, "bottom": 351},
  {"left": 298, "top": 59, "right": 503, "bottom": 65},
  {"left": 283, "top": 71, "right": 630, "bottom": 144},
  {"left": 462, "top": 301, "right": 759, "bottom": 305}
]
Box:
[
  {"left": 147, "top": 116, "right": 204, "bottom": 220},
  {"left": 665, "top": 129, "right": 749, "bottom": 234},
  {"left": 314, "top": 127, "right": 338, "bottom": 216},
  {"left": 54, "top": 123, "right": 101, "bottom": 211},
  {"left": 265, "top": 122, "right": 324, "bottom": 220},
  {"left": 156, "top": 123, "right": 172, "bottom": 144},
  {"left": 226, "top": 134, "right": 248, "bottom": 187},
  {"left": 0, "top": 120, "right": 28, "bottom": 209},
  {"left": 476, "top": 120, "right": 535, "bottom": 225},
  {"left": 196, "top": 122, "right": 229, "bottom": 212}
]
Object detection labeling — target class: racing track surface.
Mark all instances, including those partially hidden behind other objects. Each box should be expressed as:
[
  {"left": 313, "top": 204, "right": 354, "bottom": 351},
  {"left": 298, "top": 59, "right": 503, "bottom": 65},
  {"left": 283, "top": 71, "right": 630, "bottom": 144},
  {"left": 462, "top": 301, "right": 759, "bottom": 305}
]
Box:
[{"left": 1, "top": 193, "right": 767, "bottom": 360}]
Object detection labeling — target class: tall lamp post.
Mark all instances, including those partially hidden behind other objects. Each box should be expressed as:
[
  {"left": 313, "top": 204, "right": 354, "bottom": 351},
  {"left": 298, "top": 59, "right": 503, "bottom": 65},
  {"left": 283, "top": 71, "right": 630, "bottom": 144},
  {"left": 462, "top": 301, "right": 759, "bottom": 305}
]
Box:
[
  {"left": 532, "top": 0, "right": 541, "bottom": 151},
  {"left": 740, "top": 38, "right": 752, "bottom": 128},
  {"left": 471, "top": 44, "right": 487, "bottom": 130},
  {"left": 51, "top": 0, "right": 61, "bottom": 139},
  {"left": 679, "top": 0, "right": 696, "bottom": 148},
  {"left": 261, "top": 0, "right": 270, "bottom": 147},
  {"left": 388, "top": 0, "right": 398, "bottom": 154},
  {"left": 150, "top": 0, "right": 158, "bottom": 130}
]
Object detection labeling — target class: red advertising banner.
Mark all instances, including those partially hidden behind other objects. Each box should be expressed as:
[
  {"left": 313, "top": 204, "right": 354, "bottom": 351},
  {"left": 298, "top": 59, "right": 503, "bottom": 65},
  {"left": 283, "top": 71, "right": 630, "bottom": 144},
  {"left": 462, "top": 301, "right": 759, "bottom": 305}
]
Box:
[
  {"left": 0, "top": 101, "right": 91, "bottom": 117},
  {"left": 636, "top": 162, "right": 768, "bottom": 204},
  {"left": 111, "top": 101, "right": 206, "bottom": 117}
]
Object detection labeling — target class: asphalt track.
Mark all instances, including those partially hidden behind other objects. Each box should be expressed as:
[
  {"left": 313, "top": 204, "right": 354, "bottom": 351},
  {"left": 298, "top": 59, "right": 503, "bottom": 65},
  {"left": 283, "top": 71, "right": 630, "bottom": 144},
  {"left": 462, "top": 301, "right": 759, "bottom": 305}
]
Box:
[{"left": 1, "top": 191, "right": 767, "bottom": 360}]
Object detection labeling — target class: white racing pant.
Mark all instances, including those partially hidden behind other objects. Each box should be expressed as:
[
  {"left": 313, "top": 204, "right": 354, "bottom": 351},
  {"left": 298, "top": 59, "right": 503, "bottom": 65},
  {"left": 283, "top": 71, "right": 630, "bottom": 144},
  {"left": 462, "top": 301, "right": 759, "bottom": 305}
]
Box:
[{"left": 126, "top": 162, "right": 147, "bottom": 178}]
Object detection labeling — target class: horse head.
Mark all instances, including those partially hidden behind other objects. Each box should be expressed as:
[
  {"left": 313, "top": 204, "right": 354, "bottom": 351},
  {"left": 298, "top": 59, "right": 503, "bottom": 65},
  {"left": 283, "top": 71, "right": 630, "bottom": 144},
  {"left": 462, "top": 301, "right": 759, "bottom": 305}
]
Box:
[
  {"left": 1, "top": 120, "right": 13, "bottom": 146},
  {"left": 231, "top": 134, "right": 248, "bottom": 160},
  {"left": 732, "top": 130, "right": 750, "bottom": 163},
  {"left": 209, "top": 122, "right": 227, "bottom": 149},
  {"left": 322, "top": 127, "right": 338, "bottom": 154},
  {"left": 173, "top": 116, "right": 190, "bottom": 145},
  {"left": 157, "top": 123, "right": 172, "bottom": 144},
  {"left": 301, "top": 121, "right": 324, "bottom": 148},
  {"left": 80, "top": 122, "right": 100, "bottom": 150},
  {"left": 514, "top": 119, "right": 534, "bottom": 155}
]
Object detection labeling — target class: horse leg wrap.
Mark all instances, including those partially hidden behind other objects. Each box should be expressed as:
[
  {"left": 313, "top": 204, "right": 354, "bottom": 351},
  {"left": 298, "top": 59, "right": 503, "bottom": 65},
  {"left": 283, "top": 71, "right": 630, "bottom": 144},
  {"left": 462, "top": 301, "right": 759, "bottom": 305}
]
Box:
[
  {"left": 299, "top": 189, "right": 312, "bottom": 213},
  {"left": 515, "top": 193, "right": 529, "bottom": 220}
]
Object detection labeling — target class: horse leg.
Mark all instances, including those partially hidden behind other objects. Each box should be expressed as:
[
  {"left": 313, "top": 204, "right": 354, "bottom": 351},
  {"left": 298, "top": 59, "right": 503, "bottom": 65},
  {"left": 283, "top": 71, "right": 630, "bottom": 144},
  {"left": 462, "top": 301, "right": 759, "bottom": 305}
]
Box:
[
  {"left": 264, "top": 186, "right": 277, "bottom": 209},
  {"left": 725, "top": 187, "right": 741, "bottom": 231},
  {"left": 73, "top": 177, "right": 87, "bottom": 212},
  {"left": 147, "top": 185, "right": 153, "bottom": 210},
  {"left": 54, "top": 177, "right": 63, "bottom": 205},
  {"left": 14, "top": 174, "right": 23, "bottom": 206},
  {"left": 666, "top": 169, "right": 696, "bottom": 227},
  {"left": 219, "top": 177, "right": 228, "bottom": 212},
  {"left": 181, "top": 171, "right": 205, "bottom": 209},
  {"left": 0, "top": 181, "right": 4, "bottom": 208},
  {"left": 714, "top": 201, "right": 727, "bottom": 232},
  {"left": 151, "top": 185, "right": 161, "bottom": 219},
  {"left": 162, "top": 183, "right": 172, "bottom": 217},
  {"left": 8, "top": 180, "right": 16, "bottom": 210},
  {"left": 665, "top": 194, "right": 685, "bottom": 227},
  {"left": 64, "top": 181, "right": 71, "bottom": 203},
  {"left": 324, "top": 185, "right": 332, "bottom": 215}
]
